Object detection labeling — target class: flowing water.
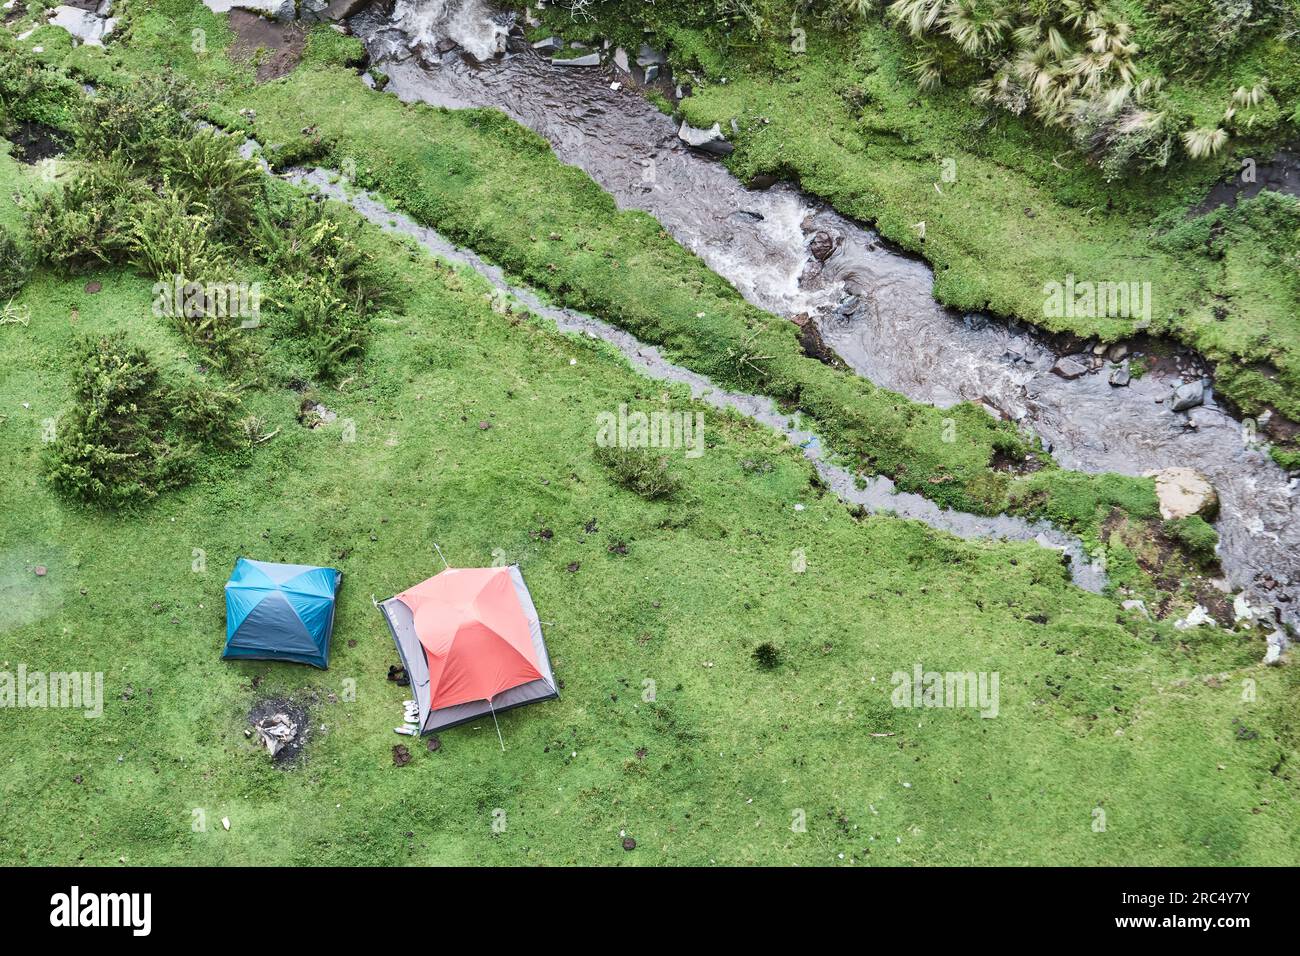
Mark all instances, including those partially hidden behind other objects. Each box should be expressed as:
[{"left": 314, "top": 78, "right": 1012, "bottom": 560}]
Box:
[
  {"left": 344, "top": 1, "right": 1298, "bottom": 638},
  {"left": 288, "top": 167, "right": 1106, "bottom": 590}
]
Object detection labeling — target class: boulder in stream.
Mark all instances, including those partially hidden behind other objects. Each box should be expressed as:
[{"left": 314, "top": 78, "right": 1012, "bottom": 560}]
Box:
[
  {"left": 1050, "top": 356, "right": 1089, "bottom": 380},
  {"left": 1171, "top": 379, "right": 1205, "bottom": 411},
  {"left": 1109, "top": 364, "right": 1131, "bottom": 387},
  {"left": 678, "top": 121, "right": 734, "bottom": 156},
  {"left": 809, "top": 231, "right": 836, "bottom": 261},
  {"left": 1144, "top": 466, "right": 1218, "bottom": 521}
]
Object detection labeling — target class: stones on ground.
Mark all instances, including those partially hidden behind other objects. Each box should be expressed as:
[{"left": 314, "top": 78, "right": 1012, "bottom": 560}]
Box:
[
  {"left": 1171, "top": 379, "right": 1206, "bottom": 411},
  {"left": 622, "top": 836, "right": 636, "bottom": 851},
  {"left": 392, "top": 744, "right": 412, "bottom": 766},
  {"left": 962, "top": 313, "right": 989, "bottom": 332},
  {"left": 1174, "top": 605, "right": 1216, "bottom": 630},
  {"left": 84, "top": 280, "right": 102, "bottom": 294},
  {"left": 532, "top": 36, "right": 563, "bottom": 54},
  {"left": 1109, "top": 363, "right": 1131, "bottom": 387},
  {"left": 553, "top": 49, "right": 600, "bottom": 67},
  {"left": 1108, "top": 342, "right": 1129, "bottom": 362},
  {"left": 1050, "top": 355, "right": 1089, "bottom": 380},
  {"left": 1144, "top": 466, "right": 1218, "bottom": 520},
  {"left": 47, "top": 5, "right": 115, "bottom": 45},
  {"left": 202, "top": 0, "right": 295, "bottom": 20},
  {"left": 1121, "top": 599, "right": 1149, "bottom": 619},
  {"left": 677, "top": 120, "right": 733, "bottom": 156}
]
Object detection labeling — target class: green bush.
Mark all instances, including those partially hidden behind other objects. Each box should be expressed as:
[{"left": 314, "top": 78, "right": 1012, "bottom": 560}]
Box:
[
  {"left": 160, "top": 130, "right": 262, "bottom": 238},
  {"left": 270, "top": 273, "right": 368, "bottom": 382},
  {"left": 72, "top": 73, "right": 197, "bottom": 166},
  {"left": 0, "top": 225, "right": 30, "bottom": 302},
  {"left": 24, "top": 161, "right": 149, "bottom": 269},
  {"left": 594, "top": 444, "right": 684, "bottom": 500},
  {"left": 1163, "top": 515, "right": 1219, "bottom": 565},
  {"left": 130, "top": 191, "right": 223, "bottom": 280},
  {"left": 47, "top": 333, "right": 240, "bottom": 507},
  {"left": 0, "top": 32, "right": 79, "bottom": 132}
]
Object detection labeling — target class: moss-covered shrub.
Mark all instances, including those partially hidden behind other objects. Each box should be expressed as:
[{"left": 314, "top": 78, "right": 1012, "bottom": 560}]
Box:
[
  {"left": 159, "top": 129, "right": 263, "bottom": 238},
  {"left": 24, "top": 160, "right": 149, "bottom": 270},
  {"left": 1163, "top": 515, "right": 1219, "bottom": 565},
  {"left": 594, "top": 444, "right": 684, "bottom": 500},
  {"left": 47, "top": 333, "right": 240, "bottom": 507},
  {"left": 72, "top": 73, "right": 198, "bottom": 166}
]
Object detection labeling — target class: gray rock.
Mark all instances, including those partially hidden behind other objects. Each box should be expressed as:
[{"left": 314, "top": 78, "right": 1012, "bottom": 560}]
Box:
[
  {"left": 833, "top": 294, "right": 861, "bottom": 316},
  {"left": 809, "top": 231, "right": 836, "bottom": 262},
  {"left": 962, "top": 313, "right": 989, "bottom": 332},
  {"left": 532, "top": 36, "right": 564, "bottom": 54},
  {"left": 637, "top": 43, "right": 666, "bottom": 67},
  {"left": 553, "top": 52, "right": 601, "bottom": 67},
  {"left": 47, "top": 5, "right": 114, "bottom": 44},
  {"left": 643, "top": 63, "right": 661, "bottom": 83},
  {"left": 1051, "top": 356, "right": 1089, "bottom": 380},
  {"left": 613, "top": 47, "right": 630, "bottom": 72},
  {"left": 677, "top": 120, "right": 733, "bottom": 156},
  {"left": 1004, "top": 337, "right": 1030, "bottom": 363},
  {"left": 1108, "top": 364, "right": 1131, "bottom": 387},
  {"left": 1107, "top": 342, "right": 1129, "bottom": 362},
  {"left": 201, "top": 0, "right": 295, "bottom": 20},
  {"left": 1170, "top": 380, "right": 1205, "bottom": 411}
]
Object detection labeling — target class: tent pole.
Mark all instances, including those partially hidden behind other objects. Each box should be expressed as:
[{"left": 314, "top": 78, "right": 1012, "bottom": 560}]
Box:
[
  {"left": 489, "top": 699, "right": 505, "bottom": 752},
  {"left": 433, "top": 542, "right": 450, "bottom": 570}
]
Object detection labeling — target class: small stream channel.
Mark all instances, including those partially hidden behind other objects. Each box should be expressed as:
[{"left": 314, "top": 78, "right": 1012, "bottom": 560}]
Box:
[{"left": 340, "top": 1, "right": 1299, "bottom": 641}]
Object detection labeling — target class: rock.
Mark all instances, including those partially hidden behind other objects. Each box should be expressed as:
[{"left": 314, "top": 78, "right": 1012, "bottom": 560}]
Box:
[
  {"left": 809, "top": 231, "right": 835, "bottom": 261},
  {"left": 962, "top": 313, "right": 989, "bottom": 332},
  {"left": 833, "top": 294, "right": 861, "bottom": 317},
  {"left": 201, "top": 0, "right": 295, "bottom": 20},
  {"left": 1108, "top": 342, "right": 1129, "bottom": 362},
  {"left": 1143, "top": 466, "right": 1218, "bottom": 520},
  {"left": 47, "top": 6, "right": 114, "bottom": 45},
  {"left": 636, "top": 43, "right": 666, "bottom": 67},
  {"left": 552, "top": 51, "right": 600, "bottom": 67},
  {"left": 677, "top": 120, "right": 733, "bottom": 156},
  {"left": 1170, "top": 380, "right": 1205, "bottom": 412},
  {"left": 643, "top": 64, "right": 661, "bottom": 83},
  {"left": 392, "top": 744, "right": 412, "bottom": 766},
  {"left": 1004, "top": 337, "right": 1030, "bottom": 363},
  {"left": 1173, "top": 605, "right": 1217, "bottom": 630},
  {"left": 34, "top": 566, "right": 47, "bottom": 577},
  {"left": 1233, "top": 592, "right": 1262, "bottom": 626},
  {"left": 613, "top": 46, "right": 630, "bottom": 72},
  {"left": 434, "top": 37, "right": 459, "bottom": 54},
  {"left": 1109, "top": 364, "right": 1131, "bottom": 387},
  {"left": 1264, "top": 631, "right": 1285, "bottom": 665},
  {"left": 1121, "top": 599, "right": 1149, "bottom": 619},
  {"left": 1050, "top": 356, "right": 1089, "bottom": 380},
  {"left": 531, "top": 36, "right": 564, "bottom": 53}
]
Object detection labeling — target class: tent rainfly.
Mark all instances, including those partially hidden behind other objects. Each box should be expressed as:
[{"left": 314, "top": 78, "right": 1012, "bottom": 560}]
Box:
[
  {"left": 223, "top": 558, "right": 342, "bottom": 669},
  {"left": 377, "top": 566, "right": 558, "bottom": 734}
]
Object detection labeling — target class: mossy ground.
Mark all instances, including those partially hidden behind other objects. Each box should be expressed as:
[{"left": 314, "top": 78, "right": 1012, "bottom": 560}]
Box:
[{"left": 0, "top": 3, "right": 1296, "bottom": 866}]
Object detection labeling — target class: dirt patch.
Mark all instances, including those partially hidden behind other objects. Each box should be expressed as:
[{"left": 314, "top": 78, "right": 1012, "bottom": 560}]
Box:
[
  {"left": 228, "top": 9, "right": 308, "bottom": 83},
  {"left": 791, "top": 313, "right": 845, "bottom": 369},
  {"left": 247, "top": 695, "right": 311, "bottom": 766},
  {"left": 8, "top": 120, "right": 69, "bottom": 165},
  {"left": 1101, "top": 509, "right": 1234, "bottom": 626}
]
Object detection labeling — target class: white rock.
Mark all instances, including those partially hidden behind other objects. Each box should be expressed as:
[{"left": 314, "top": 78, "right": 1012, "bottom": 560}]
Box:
[
  {"left": 1143, "top": 467, "right": 1218, "bottom": 520},
  {"left": 1173, "top": 605, "right": 1217, "bottom": 631},
  {"left": 1121, "top": 599, "right": 1149, "bottom": 619}
]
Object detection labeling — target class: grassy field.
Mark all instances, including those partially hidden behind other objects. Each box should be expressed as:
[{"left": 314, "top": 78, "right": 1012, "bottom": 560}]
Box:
[{"left": 0, "top": 2, "right": 1296, "bottom": 866}]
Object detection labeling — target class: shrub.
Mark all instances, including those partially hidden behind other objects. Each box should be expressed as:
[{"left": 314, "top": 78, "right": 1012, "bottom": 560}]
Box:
[
  {"left": 270, "top": 274, "right": 368, "bottom": 382},
  {"left": 160, "top": 130, "right": 262, "bottom": 238},
  {"left": 72, "top": 73, "right": 197, "bottom": 166},
  {"left": 47, "top": 333, "right": 240, "bottom": 507},
  {"left": 753, "top": 642, "right": 783, "bottom": 669},
  {"left": 0, "top": 32, "right": 79, "bottom": 132},
  {"left": 594, "top": 444, "right": 684, "bottom": 500},
  {"left": 1163, "top": 515, "right": 1219, "bottom": 565},
  {"left": 25, "top": 160, "right": 148, "bottom": 269},
  {"left": 130, "top": 191, "right": 223, "bottom": 280},
  {"left": 0, "top": 225, "right": 30, "bottom": 302}
]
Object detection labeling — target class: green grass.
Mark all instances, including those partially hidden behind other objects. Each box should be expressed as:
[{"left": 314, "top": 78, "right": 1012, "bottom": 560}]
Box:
[{"left": 1, "top": 138, "right": 1296, "bottom": 865}]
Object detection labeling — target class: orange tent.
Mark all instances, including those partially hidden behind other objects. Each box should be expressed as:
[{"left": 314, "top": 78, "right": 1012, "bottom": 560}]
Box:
[{"left": 377, "top": 566, "right": 558, "bottom": 735}]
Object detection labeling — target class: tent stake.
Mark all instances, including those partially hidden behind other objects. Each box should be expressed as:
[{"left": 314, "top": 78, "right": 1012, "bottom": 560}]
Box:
[{"left": 489, "top": 699, "right": 505, "bottom": 752}]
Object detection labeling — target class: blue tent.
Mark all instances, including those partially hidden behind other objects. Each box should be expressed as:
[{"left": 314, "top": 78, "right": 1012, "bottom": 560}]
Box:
[{"left": 223, "top": 559, "right": 342, "bottom": 669}]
